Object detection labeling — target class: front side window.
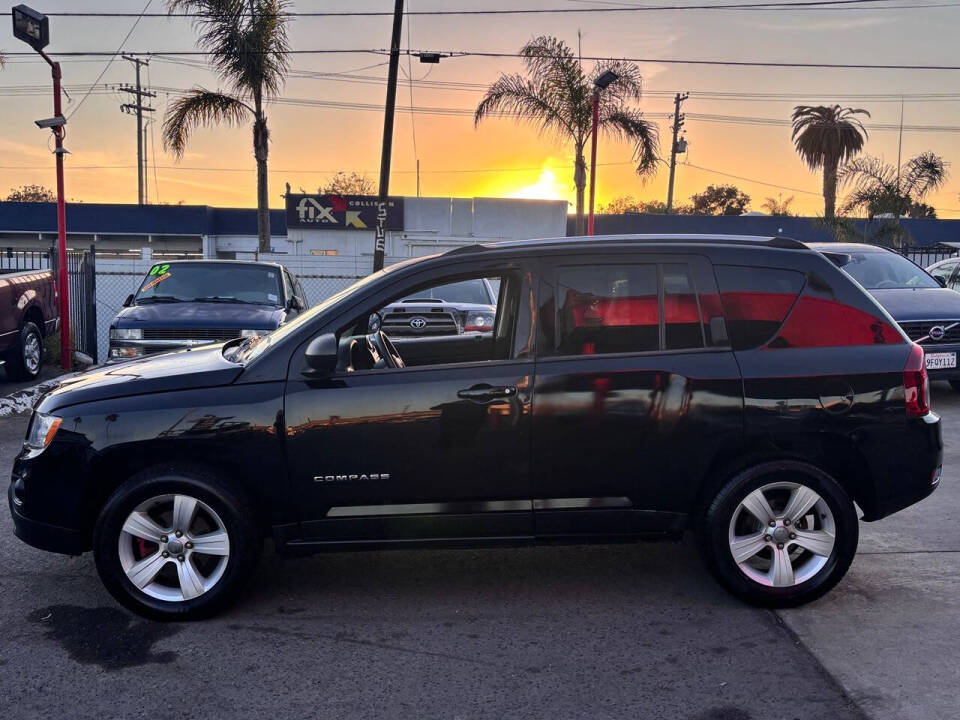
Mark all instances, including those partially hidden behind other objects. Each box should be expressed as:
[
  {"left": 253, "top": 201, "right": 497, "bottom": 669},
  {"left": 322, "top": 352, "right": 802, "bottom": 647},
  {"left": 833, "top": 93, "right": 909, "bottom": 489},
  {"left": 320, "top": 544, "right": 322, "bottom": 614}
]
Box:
[
  {"left": 555, "top": 265, "right": 659, "bottom": 356},
  {"left": 136, "top": 263, "right": 283, "bottom": 306}
]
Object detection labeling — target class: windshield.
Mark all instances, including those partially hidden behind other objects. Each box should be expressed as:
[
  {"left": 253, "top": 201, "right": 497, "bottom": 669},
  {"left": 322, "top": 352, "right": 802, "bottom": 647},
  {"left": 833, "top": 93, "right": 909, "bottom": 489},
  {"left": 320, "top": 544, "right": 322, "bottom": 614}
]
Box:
[
  {"left": 228, "top": 259, "right": 419, "bottom": 364},
  {"left": 135, "top": 263, "right": 283, "bottom": 305},
  {"left": 401, "top": 279, "right": 491, "bottom": 305},
  {"left": 836, "top": 252, "right": 940, "bottom": 290}
]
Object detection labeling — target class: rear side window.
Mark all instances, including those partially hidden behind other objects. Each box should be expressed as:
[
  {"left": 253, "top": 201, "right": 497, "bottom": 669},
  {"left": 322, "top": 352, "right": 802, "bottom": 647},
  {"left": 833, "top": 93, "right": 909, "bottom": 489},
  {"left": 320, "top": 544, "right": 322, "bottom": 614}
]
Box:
[
  {"left": 663, "top": 263, "right": 704, "bottom": 350},
  {"left": 716, "top": 265, "right": 805, "bottom": 350},
  {"left": 556, "top": 265, "right": 659, "bottom": 355}
]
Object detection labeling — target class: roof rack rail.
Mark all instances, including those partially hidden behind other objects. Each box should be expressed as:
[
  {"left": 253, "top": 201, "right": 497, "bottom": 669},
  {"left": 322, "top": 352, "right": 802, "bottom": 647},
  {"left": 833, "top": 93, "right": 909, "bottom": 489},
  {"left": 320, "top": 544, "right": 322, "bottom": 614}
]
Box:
[
  {"left": 767, "top": 236, "right": 806, "bottom": 249},
  {"left": 442, "top": 244, "right": 489, "bottom": 256}
]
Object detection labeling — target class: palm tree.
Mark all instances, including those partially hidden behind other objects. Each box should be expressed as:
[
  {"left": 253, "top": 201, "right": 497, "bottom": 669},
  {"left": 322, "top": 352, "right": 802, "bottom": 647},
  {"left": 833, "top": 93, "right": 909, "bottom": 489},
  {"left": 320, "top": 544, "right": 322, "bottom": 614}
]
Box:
[
  {"left": 475, "top": 36, "right": 659, "bottom": 235},
  {"left": 163, "top": 0, "right": 289, "bottom": 253},
  {"left": 791, "top": 104, "right": 870, "bottom": 219},
  {"left": 761, "top": 195, "right": 795, "bottom": 216},
  {"left": 840, "top": 152, "right": 948, "bottom": 219}
]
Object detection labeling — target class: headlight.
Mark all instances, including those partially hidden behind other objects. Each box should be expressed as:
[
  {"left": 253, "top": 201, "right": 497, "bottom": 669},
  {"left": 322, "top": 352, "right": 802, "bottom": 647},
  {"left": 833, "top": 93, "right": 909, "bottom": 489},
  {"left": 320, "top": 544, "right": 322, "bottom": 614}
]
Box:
[
  {"left": 24, "top": 411, "right": 62, "bottom": 458},
  {"left": 464, "top": 312, "right": 496, "bottom": 332},
  {"left": 240, "top": 329, "right": 269, "bottom": 338},
  {"left": 110, "top": 327, "right": 143, "bottom": 340}
]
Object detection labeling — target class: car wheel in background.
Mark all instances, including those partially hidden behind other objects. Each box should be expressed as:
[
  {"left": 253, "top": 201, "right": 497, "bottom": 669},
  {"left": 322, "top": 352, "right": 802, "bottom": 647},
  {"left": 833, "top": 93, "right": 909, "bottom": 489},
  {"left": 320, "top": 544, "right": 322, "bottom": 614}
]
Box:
[
  {"left": 697, "top": 461, "right": 858, "bottom": 608},
  {"left": 5, "top": 321, "right": 43, "bottom": 381},
  {"left": 93, "top": 465, "right": 261, "bottom": 620}
]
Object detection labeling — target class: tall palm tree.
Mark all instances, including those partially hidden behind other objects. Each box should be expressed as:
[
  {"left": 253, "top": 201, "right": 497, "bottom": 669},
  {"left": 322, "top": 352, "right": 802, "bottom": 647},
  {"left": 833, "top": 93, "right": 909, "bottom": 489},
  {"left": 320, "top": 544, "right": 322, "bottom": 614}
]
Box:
[
  {"left": 791, "top": 104, "right": 870, "bottom": 219},
  {"left": 840, "top": 152, "right": 948, "bottom": 219},
  {"left": 475, "top": 36, "right": 660, "bottom": 235},
  {"left": 163, "top": 0, "right": 289, "bottom": 253}
]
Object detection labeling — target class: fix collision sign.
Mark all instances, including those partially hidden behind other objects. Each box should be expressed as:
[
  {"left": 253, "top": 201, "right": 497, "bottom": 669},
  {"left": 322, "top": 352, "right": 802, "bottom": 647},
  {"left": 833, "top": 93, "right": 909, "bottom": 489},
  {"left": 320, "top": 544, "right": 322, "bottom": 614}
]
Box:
[{"left": 285, "top": 193, "right": 404, "bottom": 231}]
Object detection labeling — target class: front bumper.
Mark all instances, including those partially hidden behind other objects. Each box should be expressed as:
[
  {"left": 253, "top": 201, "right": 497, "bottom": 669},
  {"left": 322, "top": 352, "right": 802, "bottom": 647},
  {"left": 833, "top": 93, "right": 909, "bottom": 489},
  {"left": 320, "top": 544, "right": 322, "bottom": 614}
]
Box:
[{"left": 9, "top": 482, "right": 86, "bottom": 555}]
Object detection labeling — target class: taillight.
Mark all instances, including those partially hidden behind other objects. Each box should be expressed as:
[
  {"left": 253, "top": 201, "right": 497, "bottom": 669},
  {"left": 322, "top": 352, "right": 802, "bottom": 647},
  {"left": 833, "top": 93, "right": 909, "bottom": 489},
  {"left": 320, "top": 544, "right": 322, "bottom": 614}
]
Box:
[{"left": 903, "top": 343, "right": 930, "bottom": 418}]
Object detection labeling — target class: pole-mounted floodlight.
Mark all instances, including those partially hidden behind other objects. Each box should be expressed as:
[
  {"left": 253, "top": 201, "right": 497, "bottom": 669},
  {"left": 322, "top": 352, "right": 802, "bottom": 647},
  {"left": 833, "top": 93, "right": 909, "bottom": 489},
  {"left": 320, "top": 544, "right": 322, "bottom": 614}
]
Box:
[
  {"left": 11, "top": 4, "right": 72, "bottom": 369},
  {"left": 12, "top": 4, "right": 48, "bottom": 51},
  {"left": 594, "top": 70, "right": 619, "bottom": 90},
  {"left": 587, "top": 71, "right": 620, "bottom": 235}
]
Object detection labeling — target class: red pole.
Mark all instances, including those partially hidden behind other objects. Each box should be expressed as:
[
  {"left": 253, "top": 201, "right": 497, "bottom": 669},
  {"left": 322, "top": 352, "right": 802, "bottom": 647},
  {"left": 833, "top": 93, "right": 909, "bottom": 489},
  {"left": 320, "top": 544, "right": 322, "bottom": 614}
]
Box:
[
  {"left": 49, "top": 60, "right": 70, "bottom": 369},
  {"left": 587, "top": 90, "right": 600, "bottom": 236}
]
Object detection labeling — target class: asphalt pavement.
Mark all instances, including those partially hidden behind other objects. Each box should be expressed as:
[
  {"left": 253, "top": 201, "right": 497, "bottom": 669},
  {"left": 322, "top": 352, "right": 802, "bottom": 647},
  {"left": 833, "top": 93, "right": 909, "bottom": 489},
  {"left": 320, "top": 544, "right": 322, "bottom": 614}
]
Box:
[{"left": 3, "top": 379, "right": 956, "bottom": 719}]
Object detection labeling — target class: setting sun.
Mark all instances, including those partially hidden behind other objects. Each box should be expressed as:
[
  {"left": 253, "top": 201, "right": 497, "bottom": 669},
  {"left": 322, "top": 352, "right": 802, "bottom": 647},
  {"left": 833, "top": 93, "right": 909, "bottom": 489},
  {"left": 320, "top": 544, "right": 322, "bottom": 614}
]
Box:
[{"left": 506, "top": 166, "right": 571, "bottom": 203}]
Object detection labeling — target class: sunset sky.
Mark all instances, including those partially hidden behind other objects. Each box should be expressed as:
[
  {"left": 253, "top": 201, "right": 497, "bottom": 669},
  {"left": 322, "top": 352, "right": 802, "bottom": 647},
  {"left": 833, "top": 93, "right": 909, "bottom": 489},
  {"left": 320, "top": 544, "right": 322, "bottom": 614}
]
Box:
[{"left": 3, "top": 1, "right": 960, "bottom": 218}]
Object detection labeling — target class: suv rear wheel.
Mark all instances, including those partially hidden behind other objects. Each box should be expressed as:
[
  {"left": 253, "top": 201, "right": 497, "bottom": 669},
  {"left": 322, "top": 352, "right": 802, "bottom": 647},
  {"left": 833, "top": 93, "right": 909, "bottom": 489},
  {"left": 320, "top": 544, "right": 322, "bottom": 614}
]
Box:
[
  {"left": 93, "top": 465, "right": 260, "bottom": 620},
  {"left": 697, "top": 461, "right": 858, "bottom": 607}
]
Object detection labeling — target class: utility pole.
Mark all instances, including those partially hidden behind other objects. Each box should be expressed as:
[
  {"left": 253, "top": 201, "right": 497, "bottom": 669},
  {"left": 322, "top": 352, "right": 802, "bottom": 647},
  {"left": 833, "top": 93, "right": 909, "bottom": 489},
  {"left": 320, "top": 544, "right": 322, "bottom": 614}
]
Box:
[
  {"left": 119, "top": 55, "right": 155, "bottom": 205},
  {"left": 373, "top": 0, "right": 404, "bottom": 273},
  {"left": 666, "top": 92, "right": 689, "bottom": 213}
]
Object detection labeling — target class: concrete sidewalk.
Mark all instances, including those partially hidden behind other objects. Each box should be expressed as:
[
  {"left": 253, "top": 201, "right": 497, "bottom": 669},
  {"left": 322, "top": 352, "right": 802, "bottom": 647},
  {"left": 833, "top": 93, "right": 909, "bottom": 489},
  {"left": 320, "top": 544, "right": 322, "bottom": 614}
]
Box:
[{"left": 777, "top": 381, "right": 960, "bottom": 720}]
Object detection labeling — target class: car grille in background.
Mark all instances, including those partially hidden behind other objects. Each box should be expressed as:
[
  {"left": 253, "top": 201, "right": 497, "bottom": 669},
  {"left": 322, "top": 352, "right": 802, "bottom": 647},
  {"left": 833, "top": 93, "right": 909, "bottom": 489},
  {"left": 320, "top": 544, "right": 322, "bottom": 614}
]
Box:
[
  {"left": 382, "top": 308, "right": 460, "bottom": 336},
  {"left": 898, "top": 321, "right": 960, "bottom": 343},
  {"left": 142, "top": 327, "right": 242, "bottom": 341}
]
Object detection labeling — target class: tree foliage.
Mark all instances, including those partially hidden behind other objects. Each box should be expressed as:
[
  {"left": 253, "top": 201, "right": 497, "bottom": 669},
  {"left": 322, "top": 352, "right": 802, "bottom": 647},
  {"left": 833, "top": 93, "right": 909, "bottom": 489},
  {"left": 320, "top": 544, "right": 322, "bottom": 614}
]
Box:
[
  {"left": 163, "top": 0, "right": 289, "bottom": 253},
  {"left": 5, "top": 184, "right": 56, "bottom": 202},
  {"left": 840, "top": 152, "right": 948, "bottom": 219},
  {"left": 760, "top": 195, "right": 795, "bottom": 216},
  {"left": 689, "top": 184, "right": 750, "bottom": 216},
  {"left": 597, "top": 195, "right": 669, "bottom": 214},
  {"left": 475, "top": 36, "right": 660, "bottom": 234},
  {"left": 791, "top": 104, "right": 869, "bottom": 218},
  {"left": 319, "top": 172, "right": 376, "bottom": 196}
]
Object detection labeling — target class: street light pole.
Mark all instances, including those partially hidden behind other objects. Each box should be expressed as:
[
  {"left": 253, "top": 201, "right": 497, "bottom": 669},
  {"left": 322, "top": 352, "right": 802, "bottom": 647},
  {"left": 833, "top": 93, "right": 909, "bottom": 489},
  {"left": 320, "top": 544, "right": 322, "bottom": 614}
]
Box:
[
  {"left": 587, "top": 90, "right": 601, "bottom": 236},
  {"left": 48, "top": 56, "right": 70, "bottom": 370},
  {"left": 587, "top": 70, "right": 619, "bottom": 237},
  {"left": 12, "top": 5, "right": 70, "bottom": 369}
]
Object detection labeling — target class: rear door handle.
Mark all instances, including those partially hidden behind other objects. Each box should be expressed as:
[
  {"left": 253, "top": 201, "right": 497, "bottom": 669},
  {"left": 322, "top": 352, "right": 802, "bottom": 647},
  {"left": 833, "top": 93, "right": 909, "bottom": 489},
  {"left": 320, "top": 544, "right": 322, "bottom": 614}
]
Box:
[{"left": 457, "top": 384, "right": 518, "bottom": 402}]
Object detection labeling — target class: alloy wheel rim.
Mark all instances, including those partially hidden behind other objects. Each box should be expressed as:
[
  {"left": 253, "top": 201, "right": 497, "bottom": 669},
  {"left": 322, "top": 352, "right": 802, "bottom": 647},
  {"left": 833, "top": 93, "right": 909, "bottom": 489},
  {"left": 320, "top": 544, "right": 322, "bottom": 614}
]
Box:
[
  {"left": 24, "top": 333, "right": 40, "bottom": 373},
  {"left": 118, "top": 493, "right": 230, "bottom": 602},
  {"left": 728, "top": 481, "right": 836, "bottom": 588}
]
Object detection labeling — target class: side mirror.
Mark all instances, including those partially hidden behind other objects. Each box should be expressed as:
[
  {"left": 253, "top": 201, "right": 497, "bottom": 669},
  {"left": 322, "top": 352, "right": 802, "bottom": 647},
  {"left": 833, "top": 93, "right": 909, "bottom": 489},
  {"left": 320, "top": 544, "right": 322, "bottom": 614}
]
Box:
[
  {"left": 123, "top": 294, "right": 135, "bottom": 307},
  {"left": 936, "top": 276, "right": 947, "bottom": 288},
  {"left": 303, "top": 333, "right": 338, "bottom": 376}
]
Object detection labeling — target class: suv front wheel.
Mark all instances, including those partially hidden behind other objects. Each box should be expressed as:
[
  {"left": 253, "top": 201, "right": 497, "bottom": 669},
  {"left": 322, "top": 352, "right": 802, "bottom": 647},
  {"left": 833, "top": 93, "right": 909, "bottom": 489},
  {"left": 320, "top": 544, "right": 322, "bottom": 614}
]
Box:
[
  {"left": 93, "top": 465, "right": 260, "bottom": 620},
  {"left": 697, "top": 462, "right": 858, "bottom": 607}
]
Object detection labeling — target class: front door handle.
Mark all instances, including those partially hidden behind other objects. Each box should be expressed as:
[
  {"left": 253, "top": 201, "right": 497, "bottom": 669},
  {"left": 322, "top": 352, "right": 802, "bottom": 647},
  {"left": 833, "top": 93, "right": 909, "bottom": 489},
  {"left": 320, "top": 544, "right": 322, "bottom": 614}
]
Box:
[{"left": 457, "top": 384, "right": 518, "bottom": 402}]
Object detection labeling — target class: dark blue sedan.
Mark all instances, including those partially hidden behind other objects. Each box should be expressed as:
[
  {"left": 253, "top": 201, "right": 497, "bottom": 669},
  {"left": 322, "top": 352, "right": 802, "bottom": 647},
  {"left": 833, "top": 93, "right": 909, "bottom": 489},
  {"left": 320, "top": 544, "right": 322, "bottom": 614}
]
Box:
[
  {"left": 108, "top": 260, "right": 308, "bottom": 360},
  {"left": 810, "top": 242, "right": 960, "bottom": 388}
]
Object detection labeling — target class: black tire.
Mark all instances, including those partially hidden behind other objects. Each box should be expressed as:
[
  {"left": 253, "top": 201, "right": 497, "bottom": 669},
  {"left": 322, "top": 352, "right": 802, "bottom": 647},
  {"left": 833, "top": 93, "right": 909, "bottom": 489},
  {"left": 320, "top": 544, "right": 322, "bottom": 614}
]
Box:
[
  {"left": 5, "top": 321, "right": 43, "bottom": 381},
  {"left": 696, "top": 461, "right": 858, "bottom": 608},
  {"left": 949, "top": 380, "right": 960, "bottom": 392},
  {"left": 93, "top": 464, "right": 261, "bottom": 620}
]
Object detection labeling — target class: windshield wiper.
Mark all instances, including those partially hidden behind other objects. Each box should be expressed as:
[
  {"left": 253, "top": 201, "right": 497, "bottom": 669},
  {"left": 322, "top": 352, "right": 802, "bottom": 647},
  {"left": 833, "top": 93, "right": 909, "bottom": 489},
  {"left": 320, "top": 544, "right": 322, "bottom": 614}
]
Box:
[
  {"left": 193, "top": 296, "right": 258, "bottom": 304},
  {"left": 136, "top": 295, "right": 182, "bottom": 304}
]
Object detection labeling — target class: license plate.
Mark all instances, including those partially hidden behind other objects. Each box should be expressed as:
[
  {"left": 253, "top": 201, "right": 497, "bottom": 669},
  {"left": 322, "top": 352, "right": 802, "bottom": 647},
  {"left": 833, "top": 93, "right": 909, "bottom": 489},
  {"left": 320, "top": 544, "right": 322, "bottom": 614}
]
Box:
[{"left": 925, "top": 352, "right": 957, "bottom": 370}]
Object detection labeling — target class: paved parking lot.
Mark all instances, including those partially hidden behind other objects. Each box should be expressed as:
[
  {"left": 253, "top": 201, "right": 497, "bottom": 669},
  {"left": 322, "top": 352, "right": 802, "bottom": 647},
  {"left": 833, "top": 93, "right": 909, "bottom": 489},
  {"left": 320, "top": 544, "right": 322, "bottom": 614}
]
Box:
[{"left": 1, "top": 383, "right": 956, "bottom": 719}]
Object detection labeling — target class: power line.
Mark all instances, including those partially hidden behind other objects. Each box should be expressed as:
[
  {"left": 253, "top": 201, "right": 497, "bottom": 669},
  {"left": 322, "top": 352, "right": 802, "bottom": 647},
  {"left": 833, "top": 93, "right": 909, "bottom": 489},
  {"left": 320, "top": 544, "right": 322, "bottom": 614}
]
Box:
[
  {"left": 7, "top": 48, "right": 960, "bottom": 72},
  {"left": 38, "top": 2, "right": 956, "bottom": 18},
  {"left": 66, "top": 0, "right": 153, "bottom": 121}
]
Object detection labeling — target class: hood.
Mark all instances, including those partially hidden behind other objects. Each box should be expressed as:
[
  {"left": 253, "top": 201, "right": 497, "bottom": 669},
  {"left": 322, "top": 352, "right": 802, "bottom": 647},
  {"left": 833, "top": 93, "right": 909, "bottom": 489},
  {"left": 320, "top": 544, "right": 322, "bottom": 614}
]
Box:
[
  {"left": 869, "top": 288, "right": 960, "bottom": 322},
  {"left": 114, "top": 301, "right": 284, "bottom": 329},
  {"left": 37, "top": 344, "right": 244, "bottom": 413}
]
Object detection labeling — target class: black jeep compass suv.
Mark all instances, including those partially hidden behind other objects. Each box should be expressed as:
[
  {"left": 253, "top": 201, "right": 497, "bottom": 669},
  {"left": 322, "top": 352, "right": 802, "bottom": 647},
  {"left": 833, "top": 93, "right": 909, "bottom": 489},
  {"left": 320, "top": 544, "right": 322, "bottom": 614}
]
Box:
[{"left": 9, "top": 235, "right": 942, "bottom": 619}]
